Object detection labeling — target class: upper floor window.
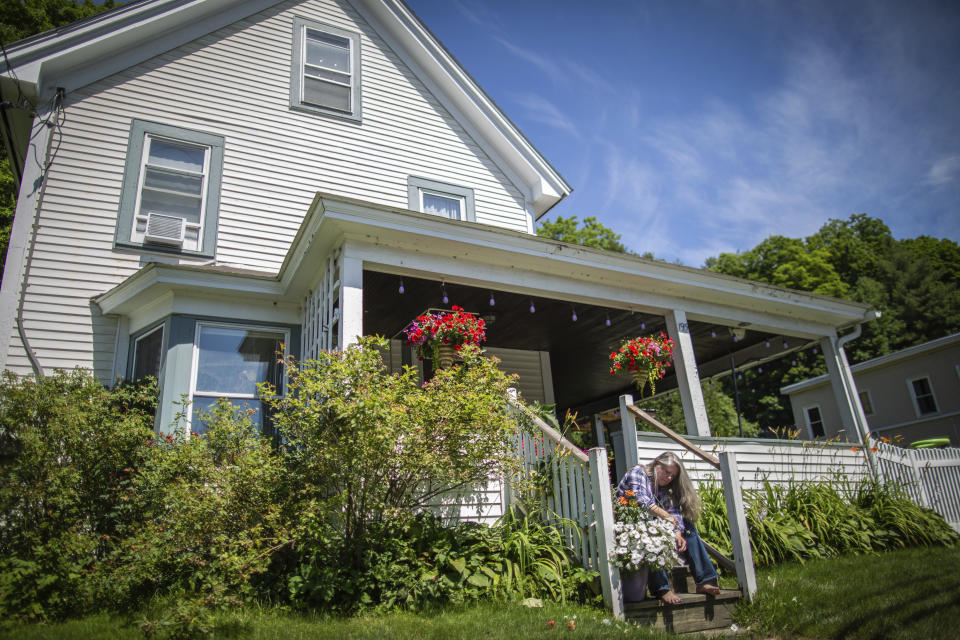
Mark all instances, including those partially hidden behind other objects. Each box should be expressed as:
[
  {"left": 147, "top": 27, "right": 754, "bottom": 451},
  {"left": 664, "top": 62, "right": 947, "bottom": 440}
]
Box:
[
  {"left": 858, "top": 390, "right": 875, "bottom": 416},
  {"left": 407, "top": 177, "right": 476, "bottom": 222},
  {"left": 291, "top": 17, "right": 361, "bottom": 119},
  {"left": 115, "top": 120, "right": 224, "bottom": 259},
  {"left": 804, "top": 405, "right": 825, "bottom": 438},
  {"left": 131, "top": 324, "right": 164, "bottom": 382},
  {"left": 908, "top": 376, "right": 938, "bottom": 416}
]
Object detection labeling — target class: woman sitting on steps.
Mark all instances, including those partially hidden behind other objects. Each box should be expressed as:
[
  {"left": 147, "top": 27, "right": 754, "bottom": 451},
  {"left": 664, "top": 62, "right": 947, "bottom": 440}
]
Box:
[{"left": 616, "top": 451, "right": 721, "bottom": 604}]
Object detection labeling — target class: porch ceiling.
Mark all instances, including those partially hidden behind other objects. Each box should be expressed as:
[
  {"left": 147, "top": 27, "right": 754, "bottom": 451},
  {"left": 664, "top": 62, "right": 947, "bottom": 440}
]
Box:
[{"left": 363, "top": 271, "right": 815, "bottom": 415}]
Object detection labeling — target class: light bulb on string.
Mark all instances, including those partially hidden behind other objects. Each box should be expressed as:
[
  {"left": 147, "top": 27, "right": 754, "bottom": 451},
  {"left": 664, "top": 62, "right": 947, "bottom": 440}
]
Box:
[
  {"left": 812, "top": 347, "right": 818, "bottom": 354},
  {"left": 398, "top": 279, "right": 405, "bottom": 294},
  {"left": 529, "top": 300, "right": 536, "bottom": 314},
  {"left": 711, "top": 330, "right": 717, "bottom": 338},
  {"left": 641, "top": 321, "right": 646, "bottom": 330},
  {"left": 489, "top": 292, "right": 495, "bottom": 307},
  {"left": 441, "top": 283, "right": 449, "bottom": 305},
  {"left": 765, "top": 340, "right": 771, "bottom": 348},
  {"left": 758, "top": 366, "right": 763, "bottom": 373},
  {"left": 571, "top": 308, "right": 578, "bottom": 322},
  {"left": 791, "top": 359, "right": 797, "bottom": 366},
  {"left": 783, "top": 340, "right": 789, "bottom": 349},
  {"left": 605, "top": 314, "right": 611, "bottom": 327},
  {"left": 733, "top": 334, "right": 739, "bottom": 342}
]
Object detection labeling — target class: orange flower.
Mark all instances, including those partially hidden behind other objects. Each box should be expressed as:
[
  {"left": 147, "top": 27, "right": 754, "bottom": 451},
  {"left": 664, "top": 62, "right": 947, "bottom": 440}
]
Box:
[
  {"left": 618, "top": 496, "right": 628, "bottom": 505},
  {"left": 850, "top": 446, "right": 859, "bottom": 452},
  {"left": 870, "top": 447, "right": 878, "bottom": 452},
  {"left": 625, "top": 489, "right": 635, "bottom": 497}
]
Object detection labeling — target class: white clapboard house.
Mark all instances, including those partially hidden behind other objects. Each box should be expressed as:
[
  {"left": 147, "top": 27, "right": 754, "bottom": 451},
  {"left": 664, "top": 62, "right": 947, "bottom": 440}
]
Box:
[{"left": 1, "top": 0, "right": 878, "bottom": 460}]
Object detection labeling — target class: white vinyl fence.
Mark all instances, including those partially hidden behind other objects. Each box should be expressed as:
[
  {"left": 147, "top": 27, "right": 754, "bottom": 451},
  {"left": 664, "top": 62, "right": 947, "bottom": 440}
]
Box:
[{"left": 872, "top": 439, "right": 960, "bottom": 532}]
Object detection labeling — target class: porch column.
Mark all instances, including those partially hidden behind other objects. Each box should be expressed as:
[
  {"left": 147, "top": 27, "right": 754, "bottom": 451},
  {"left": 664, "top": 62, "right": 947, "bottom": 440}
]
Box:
[
  {"left": 664, "top": 309, "right": 711, "bottom": 437},
  {"left": 820, "top": 334, "right": 868, "bottom": 445},
  {"left": 339, "top": 246, "right": 364, "bottom": 349}
]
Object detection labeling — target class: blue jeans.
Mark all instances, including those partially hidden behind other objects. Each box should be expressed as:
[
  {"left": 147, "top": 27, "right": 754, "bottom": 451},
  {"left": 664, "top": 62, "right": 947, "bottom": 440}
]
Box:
[{"left": 648, "top": 523, "right": 719, "bottom": 596}]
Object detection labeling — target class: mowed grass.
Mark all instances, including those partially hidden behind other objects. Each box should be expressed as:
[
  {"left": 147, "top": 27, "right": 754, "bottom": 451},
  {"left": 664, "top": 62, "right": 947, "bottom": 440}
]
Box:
[
  {"left": 736, "top": 545, "right": 960, "bottom": 640},
  {"left": 0, "top": 601, "right": 674, "bottom": 640},
  {"left": 4, "top": 546, "right": 958, "bottom": 640}
]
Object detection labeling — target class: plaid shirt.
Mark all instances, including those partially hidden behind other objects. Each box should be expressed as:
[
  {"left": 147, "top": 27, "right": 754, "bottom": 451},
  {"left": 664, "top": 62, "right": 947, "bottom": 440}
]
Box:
[{"left": 616, "top": 465, "right": 685, "bottom": 532}]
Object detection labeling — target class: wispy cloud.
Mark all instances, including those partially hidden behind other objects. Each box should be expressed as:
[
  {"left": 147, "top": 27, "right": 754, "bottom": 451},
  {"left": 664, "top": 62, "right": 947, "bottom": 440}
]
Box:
[
  {"left": 513, "top": 94, "right": 580, "bottom": 138},
  {"left": 924, "top": 156, "right": 960, "bottom": 186}
]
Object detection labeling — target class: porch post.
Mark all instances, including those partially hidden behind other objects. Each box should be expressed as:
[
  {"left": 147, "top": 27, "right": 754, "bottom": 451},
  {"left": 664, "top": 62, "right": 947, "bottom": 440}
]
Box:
[
  {"left": 664, "top": 309, "right": 711, "bottom": 437},
  {"left": 618, "top": 393, "right": 639, "bottom": 472},
  {"left": 820, "top": 335, "right": 865, "bottom": 443},
  {"left": 340, "top": 245, "right": 364, "bottom": 349}
]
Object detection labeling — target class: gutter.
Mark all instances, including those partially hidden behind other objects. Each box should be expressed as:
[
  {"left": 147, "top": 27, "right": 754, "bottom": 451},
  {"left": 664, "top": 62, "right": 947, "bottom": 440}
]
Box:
[{"left": 834, "top": 316, "right": 880, "bottom": 478}]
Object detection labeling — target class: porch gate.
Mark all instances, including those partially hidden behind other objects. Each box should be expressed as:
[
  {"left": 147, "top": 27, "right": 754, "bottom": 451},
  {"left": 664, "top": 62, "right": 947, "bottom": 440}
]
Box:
[{"left": 872, "top": 440, "right": 960, "bottom": 532}]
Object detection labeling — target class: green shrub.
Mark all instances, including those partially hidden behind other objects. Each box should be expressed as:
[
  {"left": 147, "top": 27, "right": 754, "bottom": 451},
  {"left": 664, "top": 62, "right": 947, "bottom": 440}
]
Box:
[
  {"left": 0, "top": 370, "right": 156, "bottom": 622},
  {"left": 697, "top": 478, "right": 959, "bottom": 567}
]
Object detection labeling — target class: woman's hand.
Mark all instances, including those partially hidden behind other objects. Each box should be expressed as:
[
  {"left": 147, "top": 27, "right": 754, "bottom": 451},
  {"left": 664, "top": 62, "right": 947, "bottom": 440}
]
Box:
[{"left": 675, "top": 530, "right": 687, "bottom": 552}]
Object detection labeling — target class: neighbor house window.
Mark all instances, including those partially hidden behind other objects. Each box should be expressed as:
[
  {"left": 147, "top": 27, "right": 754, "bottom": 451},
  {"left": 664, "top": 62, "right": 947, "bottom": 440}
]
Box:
[
  {"left": 131, "top": 325, "right": 164, "bottom": 382},
  {"left": 290, "top": 17, "right": 361, "bottom": 119},
  {"left": 804, "top": 406, "right": 825, "bottom": 438},
  {"left": 858, "top": 390, "right": 874, "bottom": 416},
  {"left": 114, "top": 120, "right": 224, "bottom": 258},
  {"left": 190, "top": 324, "right": 287, "bottom": 434},
  {"left": 908, "top": 376, "right": 938, "bottom": 416},
  {"left": 407, "top": 177, "right": 476, "bottom": 222}
]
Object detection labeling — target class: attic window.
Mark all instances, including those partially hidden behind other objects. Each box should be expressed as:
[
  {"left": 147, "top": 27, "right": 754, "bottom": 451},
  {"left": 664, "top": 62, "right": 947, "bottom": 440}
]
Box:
[
  {"left": 291, "top": 18, "right": 361, "bottom": 119},
  {"left": 407, "top": 176, "right": 476, "bottom": 222}
]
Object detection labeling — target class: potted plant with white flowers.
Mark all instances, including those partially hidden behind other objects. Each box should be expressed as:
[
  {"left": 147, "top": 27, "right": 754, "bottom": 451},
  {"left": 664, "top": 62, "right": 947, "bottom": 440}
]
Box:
[{"left": 610, "top": 489, "right": 682, "bottom": 601}]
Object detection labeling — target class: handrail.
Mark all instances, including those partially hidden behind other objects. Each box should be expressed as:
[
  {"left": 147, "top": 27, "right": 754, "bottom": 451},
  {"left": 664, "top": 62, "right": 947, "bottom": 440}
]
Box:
[
  {"left": 627, "top": 404, "right": 720, "bottom": 469},
  {"left": 507, "top": 396, "right": 589, "bottom": 463}
]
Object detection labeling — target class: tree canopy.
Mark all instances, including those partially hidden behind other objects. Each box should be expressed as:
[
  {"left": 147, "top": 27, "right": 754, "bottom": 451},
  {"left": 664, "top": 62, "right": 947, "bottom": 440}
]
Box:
[
  {"left": 536, "top": 215, "right": 628, "bottom": 253},
  {"left": 0, "top": 0, "right": 120, "bottom": 44}
]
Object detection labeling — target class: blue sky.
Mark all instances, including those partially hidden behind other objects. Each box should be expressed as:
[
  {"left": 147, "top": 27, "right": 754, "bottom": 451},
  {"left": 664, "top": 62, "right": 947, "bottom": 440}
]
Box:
[{"left": 406, "top": 0, "right": 960, "bottom": 267}]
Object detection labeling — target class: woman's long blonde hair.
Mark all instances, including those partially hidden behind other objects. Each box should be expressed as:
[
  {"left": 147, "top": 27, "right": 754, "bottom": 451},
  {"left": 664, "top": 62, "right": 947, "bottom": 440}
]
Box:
[{"left": 644, "top": 451, "right": 701, "bottom": 524}]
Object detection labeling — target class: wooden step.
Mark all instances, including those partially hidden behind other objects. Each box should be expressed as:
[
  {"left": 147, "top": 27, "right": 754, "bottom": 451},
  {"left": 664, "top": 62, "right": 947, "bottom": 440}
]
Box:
[{"left": 624, "top": 588, "right": 742, "bottom": 634}]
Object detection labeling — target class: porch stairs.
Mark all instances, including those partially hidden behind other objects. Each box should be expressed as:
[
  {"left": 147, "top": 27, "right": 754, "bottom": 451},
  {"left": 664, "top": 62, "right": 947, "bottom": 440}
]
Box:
[{"left": 624, "top": 566, "right": 742, "bottom": 634}]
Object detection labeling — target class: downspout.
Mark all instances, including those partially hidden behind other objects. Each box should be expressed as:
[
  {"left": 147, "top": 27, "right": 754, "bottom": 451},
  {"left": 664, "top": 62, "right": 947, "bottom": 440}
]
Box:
[
  {"left": 835, "top": 317, "right": 880, "bottom": 478},
  {"left": 15, "top": 94, "right": 62, "bottom": 378}
]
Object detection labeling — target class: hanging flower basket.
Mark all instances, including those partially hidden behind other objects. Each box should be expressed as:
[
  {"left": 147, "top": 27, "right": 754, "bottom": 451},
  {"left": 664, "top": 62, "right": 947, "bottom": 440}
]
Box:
[
  {"left": 609, "top": 332, "right": 676, "bottom": 397},
  {"left": 403, "top": 306, "right": 486, "bottom": 368}
]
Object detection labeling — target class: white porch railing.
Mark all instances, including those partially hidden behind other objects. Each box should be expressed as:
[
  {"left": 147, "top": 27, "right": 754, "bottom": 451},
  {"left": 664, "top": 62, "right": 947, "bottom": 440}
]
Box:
[{"left": 506, "top": 399, "right": 624, "bottom": 620}]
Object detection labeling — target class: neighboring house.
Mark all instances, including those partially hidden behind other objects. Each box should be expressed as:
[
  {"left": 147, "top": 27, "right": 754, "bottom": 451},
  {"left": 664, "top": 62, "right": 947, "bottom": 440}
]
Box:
[
  {"left": 782, "top": 333, "right": 960, "bottom": 446},
  {"left": 1, "top": 0, "right": 877, "bottom": 446}
]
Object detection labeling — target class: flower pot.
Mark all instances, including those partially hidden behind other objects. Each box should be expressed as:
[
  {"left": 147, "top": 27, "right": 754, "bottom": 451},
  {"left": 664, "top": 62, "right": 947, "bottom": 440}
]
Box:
[
  {"left": 621, "top": 567, "right": 649, "bottom": 602},
  {"left": 436, "top": 343, "right": 457, "bottom": 369}
]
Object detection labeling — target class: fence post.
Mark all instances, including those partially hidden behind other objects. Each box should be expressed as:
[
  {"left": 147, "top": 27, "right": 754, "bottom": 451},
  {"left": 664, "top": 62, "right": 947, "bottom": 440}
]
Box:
[
  {"left": 618, "top": 394, "right": 639, "bottom": 473},
  {"left": 589, "top": 447, "right": 624, "bottom": 620},
  {"left": 719, "top": 451, "right": 757, "bottom": 601},
  {"left": 908, "top": 448, "right": 932, "bottom": 509}
]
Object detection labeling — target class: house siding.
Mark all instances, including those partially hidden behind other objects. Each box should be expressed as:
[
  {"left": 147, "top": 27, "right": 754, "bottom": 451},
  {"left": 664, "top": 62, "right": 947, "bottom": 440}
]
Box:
[{"left": 6, "top": 0, "right": 529, "bottom": 380}]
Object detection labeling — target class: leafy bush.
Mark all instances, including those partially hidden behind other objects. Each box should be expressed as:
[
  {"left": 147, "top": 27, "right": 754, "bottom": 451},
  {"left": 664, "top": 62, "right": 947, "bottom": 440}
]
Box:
[
  {"left": 697, "top": 478, "right": 959, "bottom": 567},
  {"left": 0, "top": 370, "right": 156, "bottom": 622}
]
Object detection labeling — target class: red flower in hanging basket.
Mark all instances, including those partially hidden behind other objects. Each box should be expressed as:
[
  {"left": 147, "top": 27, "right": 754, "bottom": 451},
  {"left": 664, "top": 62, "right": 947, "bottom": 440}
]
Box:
[
  {"left": 403, "top": 306, "right": 486, "bottom": 364},
  {"left": 609, "top": 332, "right": 675, "bottom": 397}
]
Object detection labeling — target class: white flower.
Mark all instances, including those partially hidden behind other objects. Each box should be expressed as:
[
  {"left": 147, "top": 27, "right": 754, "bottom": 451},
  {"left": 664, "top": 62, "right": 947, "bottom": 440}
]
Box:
[{"left": 601, "top": 619, "right": 611, "bottom": 626}]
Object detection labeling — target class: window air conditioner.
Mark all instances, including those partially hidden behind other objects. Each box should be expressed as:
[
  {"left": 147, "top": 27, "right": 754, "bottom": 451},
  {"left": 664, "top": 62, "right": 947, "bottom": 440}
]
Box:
[{"left": 144, "top": 213, "right": 186, "bottom": 246}]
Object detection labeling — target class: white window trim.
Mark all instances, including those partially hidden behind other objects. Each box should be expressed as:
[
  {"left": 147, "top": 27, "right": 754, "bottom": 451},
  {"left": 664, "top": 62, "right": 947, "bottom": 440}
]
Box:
[
  {"left": 907, "top": 375, "right": 939, "bottom": 418},
  {"left": 131, "top": 323, "right": 165, "bottom": 381},
  {"left": 803, "top": 404, "right": 825, "bottom": 439},
  {"left": 187, "top": 321, "right": 290, "bottom": 433},
  {"left": 407, "top": 176, "right": 476, "bottom": 222},
  {"left": 858, "top": 389, "right": 875, "bottom": 416},
  {"left": 290, "top": 16, "right": 362, "bottom": 120},
  {"left": 131, "top": 134, "right": 211, "bottom": 251}
]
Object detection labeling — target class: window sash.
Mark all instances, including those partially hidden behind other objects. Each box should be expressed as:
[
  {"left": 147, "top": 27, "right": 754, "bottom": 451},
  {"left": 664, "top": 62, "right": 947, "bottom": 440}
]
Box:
[
  {"left": 805, "top": 406, "right": 824, "bottom": 438},
  {"left": 300, "top": 25, "right": 354, "bottom": 113},
  {"left": 420, "top": 189, "right": 464, "bottom": 220},
  {"left": 189, "top": 323, "right": 288, "bottom": 435},
  {"left": 910, "top": 377, "right": 938, "bottom": 415},
  {"left": 132, "top": 135, "right": 210, "bottom": 250},
  {"left": 132, "top": 325, "right": 164, "bottom": 382}
]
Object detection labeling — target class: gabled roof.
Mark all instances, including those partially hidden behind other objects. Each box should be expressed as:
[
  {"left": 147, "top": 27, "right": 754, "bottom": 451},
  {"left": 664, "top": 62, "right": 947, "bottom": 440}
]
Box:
[
  {"left": 780, "top": 332, "right": 960, "bottom": 395},
  {"left": 0, "top": 0, "right": 570, "bottom": 215}
]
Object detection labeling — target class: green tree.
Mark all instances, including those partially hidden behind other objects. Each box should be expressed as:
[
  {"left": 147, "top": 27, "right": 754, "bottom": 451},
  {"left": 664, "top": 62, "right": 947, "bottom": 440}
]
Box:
[
  {"left": 536, "top": 215, "right": 628, "bottom": 253},
  {"left": 637, "top": 381, "right": 758, "bottom": 437},
  {"left": 0, "top": 155, "right": 14, "bottom": 278},
  {"left": 0, "top": 0, "right": 119, "bottom": 44}
]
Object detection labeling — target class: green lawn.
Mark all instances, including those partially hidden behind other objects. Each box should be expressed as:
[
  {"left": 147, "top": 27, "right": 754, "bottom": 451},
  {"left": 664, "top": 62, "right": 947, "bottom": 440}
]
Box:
[
  {"left": 3, "top": 546, "right": 958, "bottom": 640},
  {"left": 735, "top": 545, "right": 960, "bottom": 639}
]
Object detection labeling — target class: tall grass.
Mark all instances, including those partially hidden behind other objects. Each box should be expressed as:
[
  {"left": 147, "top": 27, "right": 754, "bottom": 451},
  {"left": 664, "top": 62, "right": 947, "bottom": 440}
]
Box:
[{"left": 697, "top": 478, "right": 959, "bottom": 566}]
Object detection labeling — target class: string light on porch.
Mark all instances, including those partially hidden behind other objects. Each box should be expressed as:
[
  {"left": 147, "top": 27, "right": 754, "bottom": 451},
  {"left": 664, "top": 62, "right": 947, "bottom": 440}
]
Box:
[
  {"left": 605, "top": 313, "right": 611, "bottom": 327},
  {"left": 571, "top": 307, "right": 578, "bottom": 322},
  {"left": 711, "top": 330, "right": 717, "bottom": 338},
  {"left": 489, "top": 292, "right": 496, "bottom": 307},
  {"left": 812, "top": 347, "right": 818, "bottom": 354},
  {"left": 441, "top": 282, "right": 449, "bottom": 305},
  {"left": 640, "top": 321, "right": 646, "bottom": 330},
  {"left": 765, "top": 340, "right": 771, "bottom": 348},
  {"left": 783, "top": 340, "right": 789, "bottom": 349},
  {"left": 398, "top": 279, "right": 405, "bottom": 294},
  {"left": 529, "top": 299, "right": 536, "bottom": 314}
]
